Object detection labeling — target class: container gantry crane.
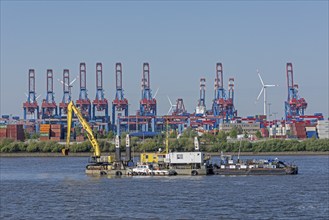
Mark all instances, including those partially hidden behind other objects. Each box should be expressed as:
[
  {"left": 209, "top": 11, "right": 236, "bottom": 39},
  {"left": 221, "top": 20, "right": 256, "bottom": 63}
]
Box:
[
  {"left": 92, "top": 63, "right": 109, "bottom": 123},
  {"left": 196, "top": 78, "right": 206, "bottom": 116},
  {"left": 76, "top": 63, "right": 91, "bottom": 120},
  {"left": 41, "top": 69, "right": 57, "bottom": 119},
  {"left": 226, "top": 77, "right": 237, "bottom": 121},
  {"left": 112, "top": 63, "right": 128, "bottom": 129},
  {"left": 23, "top": 69, "right": 40, "bottom": 120},
  {"left": 139, "top": 63, "right": 157, "bottom": 116},
  {"left": 285, "top": 63, "right": 307, "bottom": 120},
  {"left": 173, "top": 98, "right": 187, "bottom": 116},
  {"left": 212, "top": 63, "right": 226, "bottom": 118},
  {"left": 138, "top": 63, "right": 157, "bottom": 133},
  {"left": 59, "top": 69, "right": 72, "bottom": 117}
]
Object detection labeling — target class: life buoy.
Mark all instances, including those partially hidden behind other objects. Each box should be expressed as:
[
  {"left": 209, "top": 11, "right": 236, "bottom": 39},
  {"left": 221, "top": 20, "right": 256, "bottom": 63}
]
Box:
[{"left": 191, "top": 170, "right": 198, "bottom": 176}]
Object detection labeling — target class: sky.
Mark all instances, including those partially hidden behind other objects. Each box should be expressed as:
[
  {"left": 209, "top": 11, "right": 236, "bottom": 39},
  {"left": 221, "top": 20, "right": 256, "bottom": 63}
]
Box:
[{"left": 1, "top": 1, "right": 328, "bottom": 120}]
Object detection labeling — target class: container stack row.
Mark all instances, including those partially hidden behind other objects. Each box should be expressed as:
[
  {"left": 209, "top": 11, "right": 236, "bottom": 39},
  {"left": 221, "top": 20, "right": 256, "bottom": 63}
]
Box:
[
  {"left": 0, "top": 124, "right": 25, "bottom": 141},
  {"left": 317, "top": 120, "right": 329, "bottom": 139},
  {"left": 0, "top": 124, "right": 7, "bottom": 139}
]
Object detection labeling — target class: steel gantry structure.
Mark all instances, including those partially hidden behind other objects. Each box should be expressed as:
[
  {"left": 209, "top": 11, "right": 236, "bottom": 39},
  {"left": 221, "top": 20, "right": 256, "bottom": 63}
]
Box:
[
  {"left": 112, "top": 63, "right": 129, "bottom": 132},
  {"left": 23, "top": 69, "right": 40, "bottom": 120},
  {"left": 92, "top": 63, "right": 109, "bottom": 123},
  {"left": 212, "top": 63, "right": 237, "bottom": 124},
  {"left": 41, "top": 69, "right": 57, "bottom": 118},
  {"left": 59, "top": 69, "right": 72, "bottom": 117},
  {"left": 76, "top": 62, "right": 91, "bottom": 120},
  {"left": 285, "top": 63, "right": 307, "bottom": 120}
]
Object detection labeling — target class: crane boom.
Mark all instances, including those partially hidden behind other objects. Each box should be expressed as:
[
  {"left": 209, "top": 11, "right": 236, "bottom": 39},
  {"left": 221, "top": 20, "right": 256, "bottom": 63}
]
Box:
[{"left": 65, "top": 101, "right": 101, "bottom": 157}]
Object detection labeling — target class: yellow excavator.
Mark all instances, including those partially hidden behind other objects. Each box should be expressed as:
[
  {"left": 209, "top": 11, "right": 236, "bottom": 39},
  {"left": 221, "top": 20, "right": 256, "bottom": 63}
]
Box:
[
  {"left": 63, "top": 101, "right": 102, "bottom": 162},
  {"left": 63, "top": 101, "right": 128, "bottom": 175}
]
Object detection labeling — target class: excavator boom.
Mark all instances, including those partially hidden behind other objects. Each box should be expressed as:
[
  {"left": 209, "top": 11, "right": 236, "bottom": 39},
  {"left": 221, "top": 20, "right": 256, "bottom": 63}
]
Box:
[{"left": 65, "top": 101, "right": 101, "bottom": 157}]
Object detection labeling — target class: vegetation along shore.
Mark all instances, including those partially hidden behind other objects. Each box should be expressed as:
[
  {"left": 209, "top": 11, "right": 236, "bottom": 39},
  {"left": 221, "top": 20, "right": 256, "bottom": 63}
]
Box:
[{"left": 1, "top": 130, "right": 328, "bottom": 157}]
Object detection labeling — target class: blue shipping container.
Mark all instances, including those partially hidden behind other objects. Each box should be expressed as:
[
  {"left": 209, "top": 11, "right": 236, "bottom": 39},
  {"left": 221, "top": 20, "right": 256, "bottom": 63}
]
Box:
[{"left": 306, "top": 131, "right": 318, "bottom": 138}]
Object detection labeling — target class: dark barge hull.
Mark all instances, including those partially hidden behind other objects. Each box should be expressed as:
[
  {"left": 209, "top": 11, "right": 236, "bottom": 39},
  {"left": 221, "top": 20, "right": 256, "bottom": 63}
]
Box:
[{"left": 213, "top": 167, "right": 298, "bottom": 175}]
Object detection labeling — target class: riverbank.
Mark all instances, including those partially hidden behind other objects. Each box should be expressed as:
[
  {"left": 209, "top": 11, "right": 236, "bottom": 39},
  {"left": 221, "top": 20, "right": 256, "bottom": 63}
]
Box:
[{"left": 1, "top": 151, "right": 328, "bottom": 157}]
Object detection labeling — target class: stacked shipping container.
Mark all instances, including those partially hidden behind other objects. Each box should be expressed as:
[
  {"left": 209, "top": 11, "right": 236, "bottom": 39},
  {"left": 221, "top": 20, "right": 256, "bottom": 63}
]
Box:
[
  {"left": 260, "top": 128, "right": 269, "bottom": 137},
  {"left": 50, "top": 124, "right": 62, "bottom": 141},
  {"left": 291, "top": 122, "right": 306, "bottom": 139},
  {"left": 5, "top": 124, "right": 24, "bottom": 141},
  {"left": 317, "top": 120, "right": 329, "bottom": 139},
  {"left": 39, "top": 124, "right": 50, "bottom": 141},
  {"left": 305, "top": 125, "right": 318, "bottom": 139},
  {"left": 0, "top": 124, "right": 7, "bottom": 139},
  {"left": 76, "top": 135, "right": 85, "bottom": 142}
]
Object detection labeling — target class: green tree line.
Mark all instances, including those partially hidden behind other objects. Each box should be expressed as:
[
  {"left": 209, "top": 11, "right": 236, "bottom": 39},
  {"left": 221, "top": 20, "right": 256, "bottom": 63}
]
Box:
[{"left": 1, "top": 136, "right": 328, "bottom": 153}]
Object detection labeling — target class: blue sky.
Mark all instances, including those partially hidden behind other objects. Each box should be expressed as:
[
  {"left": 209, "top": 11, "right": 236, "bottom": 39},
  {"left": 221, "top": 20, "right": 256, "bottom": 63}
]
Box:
[{"left": 1, "top": 1, "right": 328, "bottom": 119}]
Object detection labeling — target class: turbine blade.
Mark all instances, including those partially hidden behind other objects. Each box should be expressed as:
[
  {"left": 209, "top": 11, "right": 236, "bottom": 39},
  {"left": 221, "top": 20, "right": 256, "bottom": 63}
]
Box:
[
  {"left": 70, "top": 78, "right": 77, "bottom": 85},
  {"left": 167, "top": 96, "right": 173, "bottom": 106},
  {"left": 265, "top": 84, "right": 277, "bottom": 87},
  {"left": 258, "top": 73, "right": 264, "bottom": 86},
  {"left": 153, "top": 88, "right": 159, "bottom": 99},
  {"left": 167, "top": 106, "right": 172, "bottom": 115},
  {"left": 256, "top": 87, "right": 264, "bottom": 100},
  {"left": 36, "top": 94, "right": 41, "bottom": 100}
]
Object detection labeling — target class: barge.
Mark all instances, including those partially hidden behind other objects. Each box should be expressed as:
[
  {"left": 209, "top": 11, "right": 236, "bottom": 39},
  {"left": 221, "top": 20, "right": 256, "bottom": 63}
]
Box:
[{"left": 212, "top": 154, "right": 298, "bottom": 175}]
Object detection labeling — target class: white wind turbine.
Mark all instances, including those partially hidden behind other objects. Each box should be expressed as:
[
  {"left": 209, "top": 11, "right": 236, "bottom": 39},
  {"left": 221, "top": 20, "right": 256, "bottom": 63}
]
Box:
[
  {"left": 256, "top": 69, "right": 278, "bottom": 116},
  {"left": 57, "top": 75, "right": 79, "bottom": 95},
  {"left": 25, "top": 93, "right": 41, "bottom": 102},
  {"left": 167, "top": 96, "right": 176, "bottom": 115}
]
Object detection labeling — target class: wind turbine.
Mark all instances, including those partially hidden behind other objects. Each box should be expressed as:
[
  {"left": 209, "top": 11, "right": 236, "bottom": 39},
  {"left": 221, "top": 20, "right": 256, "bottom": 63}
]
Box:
[
  {"left": 25, "top": 93, "right": 41, "bottom": 102},
  {"left": 57, "top": 75, "right": 78, "bottom": 89},
  {"left": 167, "top": 96, "right": 176, "bottom": 115},
  {"left": 57, "top": 75, "right": 78, "bottom": 97},
  {"left": 256, "top": 69, "right": 278, "bottom": 116},
  {"left": 153, "top": 87, "right": 159, "bottom": 99}
]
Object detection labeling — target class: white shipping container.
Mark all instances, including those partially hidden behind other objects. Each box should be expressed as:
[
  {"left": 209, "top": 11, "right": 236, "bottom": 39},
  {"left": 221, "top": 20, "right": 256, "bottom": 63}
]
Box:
[
  {"left": 318, "top": 129, "right": 329, "bottom": 134},
  {"left": 317, "top": 126, "right": 329, "bottom": 130},
  {"left": 318, "top": 131, "right": 329, "bottom": 135},
  {"left": 306, "top": 127, "right": 317, "bottom": 131},
  {"left": 282, "top": 127, "right": 286, "bottom": 135},
  {"left": 167, "top": 152, "right": 205, "bottom": 164},
  {"left": 318, "top": 120, "right": 329, "bottom": 125}
]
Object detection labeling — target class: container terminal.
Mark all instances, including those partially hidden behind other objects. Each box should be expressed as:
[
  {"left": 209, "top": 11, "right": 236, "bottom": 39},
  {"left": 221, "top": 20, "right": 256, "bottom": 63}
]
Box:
[{"left": 0, "top": 62, "right": 327, "bottom": 142}]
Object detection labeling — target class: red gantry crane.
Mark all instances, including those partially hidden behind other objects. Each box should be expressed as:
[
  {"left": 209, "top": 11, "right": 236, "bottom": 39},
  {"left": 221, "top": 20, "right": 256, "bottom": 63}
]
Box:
[
  {"left": 41, "top": 69, "right": 57, "bottom": 118},
  {"left": 23, "top": 69, "right": 40, "bottom": 120},
  {"left": 285, "top": 63, "right": 307, "bottom": 120}
]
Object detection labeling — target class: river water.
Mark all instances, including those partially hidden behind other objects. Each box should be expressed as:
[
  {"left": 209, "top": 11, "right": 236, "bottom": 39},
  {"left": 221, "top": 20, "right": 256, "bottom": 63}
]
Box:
[{"left": 0, "top": 155, "right": 328, "bottom": 219}]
